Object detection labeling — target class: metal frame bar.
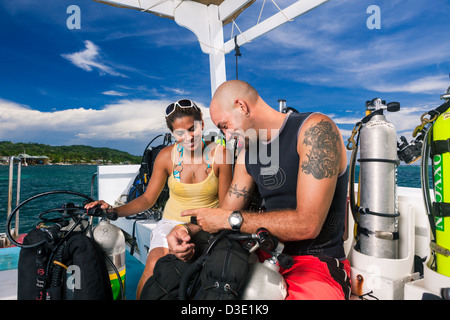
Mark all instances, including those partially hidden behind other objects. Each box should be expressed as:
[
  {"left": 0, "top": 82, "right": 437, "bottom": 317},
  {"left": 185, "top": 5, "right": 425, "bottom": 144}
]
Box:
[
  {"left": 7, "top": 156, "right": 22, "bottom": 239},
  {"left": 223, "top": 0, "right": 329, "bottom": 53}
]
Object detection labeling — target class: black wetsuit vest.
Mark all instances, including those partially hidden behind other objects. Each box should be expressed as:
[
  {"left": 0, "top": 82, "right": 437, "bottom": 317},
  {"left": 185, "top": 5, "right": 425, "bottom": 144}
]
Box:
[{"left": 245, "top": 112, "right": 348, "bottom": 259}]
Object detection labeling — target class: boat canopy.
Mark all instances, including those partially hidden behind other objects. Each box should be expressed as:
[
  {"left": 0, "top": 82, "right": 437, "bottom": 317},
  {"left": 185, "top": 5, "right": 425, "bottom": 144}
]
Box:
[
  {"left": 93, "top": 0, "right": 330, "bottom": 96},
  {"left": 94, "top": 0, "right": 255, "bottom": 25}
]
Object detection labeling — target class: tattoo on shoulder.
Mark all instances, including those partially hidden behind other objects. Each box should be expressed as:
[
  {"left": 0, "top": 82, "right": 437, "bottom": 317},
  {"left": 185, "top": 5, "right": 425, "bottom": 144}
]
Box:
[
  {"left": 301, "top": 119, "right": 340, "bottom": 179},
  {"left": 228, "top": 184, "right": 251, "bottom": 202}
]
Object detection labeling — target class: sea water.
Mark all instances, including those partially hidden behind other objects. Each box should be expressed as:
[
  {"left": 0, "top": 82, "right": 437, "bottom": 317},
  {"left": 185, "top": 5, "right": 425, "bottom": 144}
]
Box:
[
  {"left": 0, "top": 164, "right": 427, "bottom": 234},
  {"left": 0, "top": 165, "right": 98, "bottom": 233}
]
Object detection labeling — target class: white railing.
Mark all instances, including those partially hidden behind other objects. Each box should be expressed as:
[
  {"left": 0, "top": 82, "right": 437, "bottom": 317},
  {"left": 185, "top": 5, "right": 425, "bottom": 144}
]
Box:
[{"left": 7, "top": 156, "right": 22, "bottom": 240}]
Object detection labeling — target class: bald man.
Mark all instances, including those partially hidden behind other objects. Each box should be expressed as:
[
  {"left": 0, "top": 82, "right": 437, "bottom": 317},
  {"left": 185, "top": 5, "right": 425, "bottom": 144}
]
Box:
[{"left": 167, "top": 80, "right": 351, "bottom": 300}]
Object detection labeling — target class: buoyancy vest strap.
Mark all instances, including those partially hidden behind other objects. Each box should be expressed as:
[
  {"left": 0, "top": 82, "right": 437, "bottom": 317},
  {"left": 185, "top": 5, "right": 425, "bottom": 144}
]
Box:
[
  {"left": 433, "top": 99, "right": 450, "bottom": 116},
  {"left": 433, "top": 202, "right": 450, "bottom": 217},
  {"left": 35, "top": 246, "right": 48, "bottom": 300},
  {"left": 357, "top": 225, "right": 400, "bottom": 240},
  {"left": 357, "top": 207, "right": 400, "bottom": 240},
  {"left": 358, "top": 158, "right": 400, "bottom": 165},
  {"left": 358, "top": 207, "right": 401, "bottom": 218},
  {"left": 431, "top": 138, "right": 450, "bottom": 157}
]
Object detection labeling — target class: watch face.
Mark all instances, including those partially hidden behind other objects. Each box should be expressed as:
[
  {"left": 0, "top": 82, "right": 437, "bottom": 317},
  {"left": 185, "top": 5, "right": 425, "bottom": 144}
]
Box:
[
  {"left": 230, "top": 215, "right": 240, "bottom": 226},
  {"left": 229, "top": 211, "right": 242, "bottom": 229}
]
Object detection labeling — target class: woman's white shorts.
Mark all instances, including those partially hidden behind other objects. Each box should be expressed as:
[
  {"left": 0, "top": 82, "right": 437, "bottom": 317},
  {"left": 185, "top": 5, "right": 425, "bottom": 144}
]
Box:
[{"left": 148, "top": 218, "right": 183, "bottom": 252}]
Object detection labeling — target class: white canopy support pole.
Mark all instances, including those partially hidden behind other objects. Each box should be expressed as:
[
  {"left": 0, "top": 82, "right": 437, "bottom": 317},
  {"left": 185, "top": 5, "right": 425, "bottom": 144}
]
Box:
[
  {"left": 207, "top": 5, "right": 227, "bottom": 96},
  {"left": 173, "top": 2, "right": 227, "bottom": 96},
  {"left": 223, "top": 0, "right": 329, "bottom": 53}
]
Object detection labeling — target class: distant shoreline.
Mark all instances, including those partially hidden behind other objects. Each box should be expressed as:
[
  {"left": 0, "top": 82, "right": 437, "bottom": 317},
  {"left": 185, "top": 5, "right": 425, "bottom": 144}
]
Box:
[{"left": 0, "top": 141, "right": 141, "bottom": 165}]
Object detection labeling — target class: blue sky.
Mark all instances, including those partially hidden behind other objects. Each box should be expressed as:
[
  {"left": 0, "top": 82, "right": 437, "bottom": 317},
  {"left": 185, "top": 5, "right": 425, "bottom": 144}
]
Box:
[{"left": 0, "top": 0, "right": 449, "bottom": 156}]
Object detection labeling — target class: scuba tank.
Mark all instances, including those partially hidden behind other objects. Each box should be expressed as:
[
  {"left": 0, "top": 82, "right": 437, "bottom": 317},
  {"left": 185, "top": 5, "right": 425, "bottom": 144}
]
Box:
[
  {"left": 432, "top": 109, "right": 450, "bottom": 276},
  {"left": 240, "top": 244, "right": 288, "bottom": 300},
  {"left": 418, "top": 83, "right": 450, "bottom": 277},
  {"left": 347, "top": 98, "right": 401, "bottom": 259},
  {"left": 93, "top": 219, "right": 126, "bottom": 300}
]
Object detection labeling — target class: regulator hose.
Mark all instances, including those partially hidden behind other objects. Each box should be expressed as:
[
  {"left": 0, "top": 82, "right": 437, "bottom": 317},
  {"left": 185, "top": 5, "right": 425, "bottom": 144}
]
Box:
[
  {"left": 47, "top": 243, "right": 67, "bottom": 300},
  {"left": 420, "top": 127, "right": 436, "bottom": 240},
  {"left": 6, "top": 190, "right": 94, "bottom": 249},
  {"left": 178, "top": 255, "right": 206, "bottom": 300}
]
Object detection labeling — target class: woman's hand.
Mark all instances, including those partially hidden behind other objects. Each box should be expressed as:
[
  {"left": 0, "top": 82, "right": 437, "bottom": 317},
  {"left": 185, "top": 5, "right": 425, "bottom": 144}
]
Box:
[{"left": 84, "top": 200, "right": 112, "bottom": 211}]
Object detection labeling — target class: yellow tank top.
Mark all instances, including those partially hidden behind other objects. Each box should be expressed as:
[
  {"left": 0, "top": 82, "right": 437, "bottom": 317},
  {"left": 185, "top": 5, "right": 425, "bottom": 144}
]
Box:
[{"left": 162, "top": 143, "right": 220, "bottom": 222}]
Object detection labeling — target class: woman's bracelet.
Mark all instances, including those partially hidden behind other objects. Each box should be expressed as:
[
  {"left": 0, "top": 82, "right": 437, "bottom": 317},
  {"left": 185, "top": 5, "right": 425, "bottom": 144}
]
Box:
[{"left": 177, "top": 223, "right": 192, "bottom": 237}]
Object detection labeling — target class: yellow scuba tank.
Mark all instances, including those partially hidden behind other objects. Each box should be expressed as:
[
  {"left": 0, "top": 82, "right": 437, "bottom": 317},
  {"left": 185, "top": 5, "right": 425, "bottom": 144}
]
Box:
[
  {"left": 431, "top": 108, "right": 450, "bottom": 276},
  {"left": 415, "top": 82, "right": 450, "bottom": 278}
]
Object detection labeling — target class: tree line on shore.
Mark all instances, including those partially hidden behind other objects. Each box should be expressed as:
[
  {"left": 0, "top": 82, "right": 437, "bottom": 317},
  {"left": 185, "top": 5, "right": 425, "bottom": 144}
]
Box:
[{"left": 0, "top": 141, "right": 141, "bottom": 164}]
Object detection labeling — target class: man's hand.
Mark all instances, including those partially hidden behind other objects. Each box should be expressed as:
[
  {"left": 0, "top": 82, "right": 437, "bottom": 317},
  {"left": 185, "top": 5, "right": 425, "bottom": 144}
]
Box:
[
  {"left": 167, "top": 224, "right": 196, "bottom": 262},
  {"left": 181, "top": 208, "right": 231, "bottom": 234}
]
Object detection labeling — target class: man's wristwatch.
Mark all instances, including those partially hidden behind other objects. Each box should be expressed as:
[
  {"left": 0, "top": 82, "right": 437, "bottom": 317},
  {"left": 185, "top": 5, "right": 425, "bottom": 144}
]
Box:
[{"left": 228, "top": 211, "right": 243, "bottom": 231}]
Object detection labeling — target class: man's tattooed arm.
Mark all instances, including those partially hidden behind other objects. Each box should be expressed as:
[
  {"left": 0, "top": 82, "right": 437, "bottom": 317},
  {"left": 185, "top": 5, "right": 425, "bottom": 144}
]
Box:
[
  {"left": 301, "top": 119, "right": 340, "bottom": 180},
  {"left": 228, "top": 184, "right": 252, "bottom": 202}
]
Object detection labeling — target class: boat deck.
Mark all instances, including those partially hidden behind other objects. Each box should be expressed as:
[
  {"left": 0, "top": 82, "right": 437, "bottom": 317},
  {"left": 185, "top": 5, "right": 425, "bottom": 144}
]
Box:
[
  {"left": 0, "top": 246, "right": 19, "bottom": 300},
  {"left": 0, "top": 269, "right": 18, "bottom": 300}
]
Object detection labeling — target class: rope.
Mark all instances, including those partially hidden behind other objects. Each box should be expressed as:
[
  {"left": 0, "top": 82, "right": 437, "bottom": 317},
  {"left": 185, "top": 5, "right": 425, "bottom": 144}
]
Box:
[
  {"left": 271, "top": 0, "right": 293, "bottom": 22},
  {"left": 234, "top": 36, "right": 241, "bottom": 80},
  {"left": 257, "top": 0, "right": 266, "bottom": 24}
]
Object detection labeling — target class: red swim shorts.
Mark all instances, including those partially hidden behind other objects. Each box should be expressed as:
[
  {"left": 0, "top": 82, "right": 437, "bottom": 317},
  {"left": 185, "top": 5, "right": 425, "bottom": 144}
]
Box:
[{"left": 279, "top": 255, "right": 351, "bottom": 300}]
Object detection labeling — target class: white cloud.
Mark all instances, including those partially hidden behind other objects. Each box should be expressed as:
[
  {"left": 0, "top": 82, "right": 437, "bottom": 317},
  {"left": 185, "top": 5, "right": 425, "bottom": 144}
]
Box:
[
  {"left": 161, "top": 86, "right": 190, "bottom": 96},
  {"left": 102, "top": 90, "right": 128, "bottom": 96},
  {"left": 61, "top": 40, "right": 126, "bottom": 77},
  {"left": 0, "top": 98, "right": 216, "bottom": 154},
  {"left": 368, "top": 75, "right": 450, "bottom": 94}
]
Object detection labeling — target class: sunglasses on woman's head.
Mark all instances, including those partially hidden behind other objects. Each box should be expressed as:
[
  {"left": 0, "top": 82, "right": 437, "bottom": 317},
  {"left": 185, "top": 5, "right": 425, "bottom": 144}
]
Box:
[{"left": 165, "top": 99, "right": 199, "bottom": 117}]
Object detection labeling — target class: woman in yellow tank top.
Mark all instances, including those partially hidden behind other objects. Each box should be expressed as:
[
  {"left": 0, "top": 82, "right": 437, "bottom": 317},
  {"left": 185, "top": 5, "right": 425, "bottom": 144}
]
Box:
[{"left": 85, "top": 99, "right": 232, "bottom": 299}]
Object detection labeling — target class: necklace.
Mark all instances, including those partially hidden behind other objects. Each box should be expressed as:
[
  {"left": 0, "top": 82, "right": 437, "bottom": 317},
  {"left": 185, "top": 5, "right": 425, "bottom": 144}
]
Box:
[
  {"left": 174, "top": 138, "right": 211, "bottom": 181},
  {"left": 191, "top": 163, "right": 203, "bottom": 179}
]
